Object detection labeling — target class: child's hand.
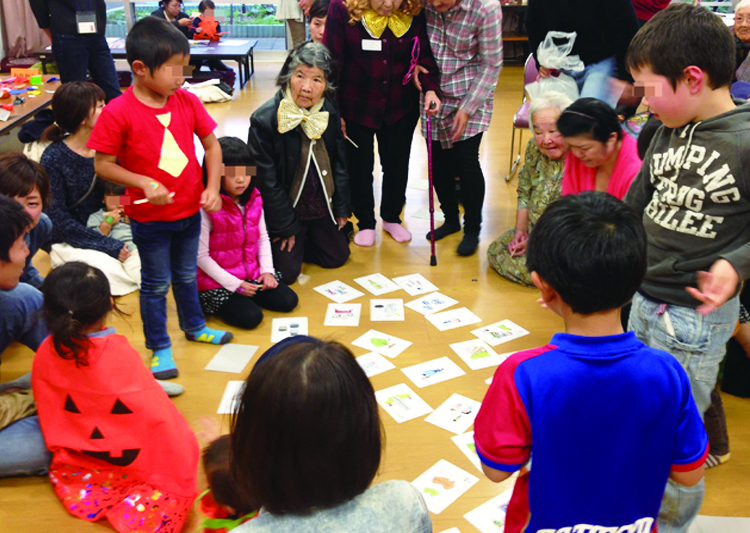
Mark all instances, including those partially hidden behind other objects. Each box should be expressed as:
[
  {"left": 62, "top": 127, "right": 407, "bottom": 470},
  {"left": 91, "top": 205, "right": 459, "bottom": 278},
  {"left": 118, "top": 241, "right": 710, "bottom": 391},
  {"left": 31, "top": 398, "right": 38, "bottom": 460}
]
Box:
[
  {"left": 201, "top": 189, "right": 222, "bottom": 213},
  {"left": 142, "top": 180, "right": 173, "bottom": 205},
  {"left": 685, "top": 258, "right": 740, "bottom": 315},
  {"left": 118, "top": 244, "right": 131, "bottom": 262},
  {"left": 258, "top": 272, "right": 278, "bottom": 290},
  {"left": 238, "top": 281, "right": 260, "bottom": 296},
  {"left": 104, "top": 209, "right": 122, "bottom": 225}
]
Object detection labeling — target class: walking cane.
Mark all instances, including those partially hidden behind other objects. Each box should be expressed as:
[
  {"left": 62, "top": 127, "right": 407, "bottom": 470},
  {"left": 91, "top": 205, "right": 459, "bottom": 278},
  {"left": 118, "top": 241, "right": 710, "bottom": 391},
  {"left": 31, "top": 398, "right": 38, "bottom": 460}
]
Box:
[{"left": 426, "top": 102, "right": 437, "bottom": 266}]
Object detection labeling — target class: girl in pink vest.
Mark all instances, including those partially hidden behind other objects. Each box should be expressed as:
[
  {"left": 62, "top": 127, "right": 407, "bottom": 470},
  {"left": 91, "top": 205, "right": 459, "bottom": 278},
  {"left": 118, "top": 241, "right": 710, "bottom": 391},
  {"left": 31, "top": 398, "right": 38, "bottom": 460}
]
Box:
[{"left": 197, "top": 137, "right": 298, "bottom": 329}]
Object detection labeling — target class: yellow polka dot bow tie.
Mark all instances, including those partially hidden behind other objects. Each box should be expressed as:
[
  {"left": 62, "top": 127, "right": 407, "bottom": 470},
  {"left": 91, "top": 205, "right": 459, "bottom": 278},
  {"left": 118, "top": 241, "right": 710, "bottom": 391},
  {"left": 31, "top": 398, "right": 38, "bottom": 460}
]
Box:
[
  {"left": 277, "top": 97, "right": 330, "bottom": 140},
  {"left": 362, "top": 9, "right": 412, "bottom": 38}
]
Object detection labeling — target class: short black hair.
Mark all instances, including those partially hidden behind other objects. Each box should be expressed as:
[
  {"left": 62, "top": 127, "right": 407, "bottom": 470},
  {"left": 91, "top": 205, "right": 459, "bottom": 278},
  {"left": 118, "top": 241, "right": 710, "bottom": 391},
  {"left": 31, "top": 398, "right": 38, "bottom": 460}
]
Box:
[
  {"left": 199, "top": 0, "right": 215, "bottom": 11},
  {"left": 526, "top": 192, "right": 647, "bottom": 315},
  {"left": 0, "top": 153, "right": 51, "bottom": 209},
  {"left": 127, "top": 16, "right": 190, "bottom": 72},
  {"left": 231, "top": 339, "right": 382, "bottom": 515},
  {"left": 103, "top": 180, "right": 127, "bottom": 196},
  {"left": 626, "top": 3, "right": 734, "bottom": 90},
  {"left": 0, "top": 195, "right": 31, "bottom": 263},
  {"left": 204, "top": 137, "right": 257, "bottom": 206},
  {"left": 309, "top": 0, "right": 331, "bottom": 20},
  {"left": 556, "top": 98, "right": 623, "bottom": 143},
  {"left": 203, "top": 435, "right": 255, "bottom": 515}
]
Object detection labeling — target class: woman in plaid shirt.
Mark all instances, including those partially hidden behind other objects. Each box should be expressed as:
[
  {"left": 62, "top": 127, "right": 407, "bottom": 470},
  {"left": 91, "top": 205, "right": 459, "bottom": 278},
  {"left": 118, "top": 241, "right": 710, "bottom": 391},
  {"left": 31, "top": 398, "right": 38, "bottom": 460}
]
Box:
[{"left": 324, "top": 0, "right": 441, "bottom": 247}]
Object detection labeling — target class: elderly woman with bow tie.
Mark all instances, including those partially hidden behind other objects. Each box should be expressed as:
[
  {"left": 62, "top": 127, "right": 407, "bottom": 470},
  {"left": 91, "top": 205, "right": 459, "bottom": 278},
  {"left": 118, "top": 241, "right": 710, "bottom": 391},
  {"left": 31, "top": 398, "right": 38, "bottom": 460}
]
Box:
[{"left": 247, "top": 42, "right": 352, "bottom": 285}]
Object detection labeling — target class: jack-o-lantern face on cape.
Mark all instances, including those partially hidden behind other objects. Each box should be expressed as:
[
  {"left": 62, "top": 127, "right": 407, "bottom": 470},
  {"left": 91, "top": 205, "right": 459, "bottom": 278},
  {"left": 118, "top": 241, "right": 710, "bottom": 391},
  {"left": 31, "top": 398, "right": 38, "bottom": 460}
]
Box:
[{"left": 63, "top": 393, "right": 142, "bottom": 467}]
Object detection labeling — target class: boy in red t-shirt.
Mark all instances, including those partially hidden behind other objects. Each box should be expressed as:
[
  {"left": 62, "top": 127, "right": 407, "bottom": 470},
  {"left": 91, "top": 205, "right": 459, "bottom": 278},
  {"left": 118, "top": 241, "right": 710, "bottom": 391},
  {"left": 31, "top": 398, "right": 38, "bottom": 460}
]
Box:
[{"left": 89, "top": 16, "right": 232, "bottom": 380}]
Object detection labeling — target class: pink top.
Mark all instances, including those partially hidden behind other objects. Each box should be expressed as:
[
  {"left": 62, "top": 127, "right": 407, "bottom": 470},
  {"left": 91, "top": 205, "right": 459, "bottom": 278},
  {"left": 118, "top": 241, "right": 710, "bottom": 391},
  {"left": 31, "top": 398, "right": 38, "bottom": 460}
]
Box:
[
  {"left": 197, "top": 203, "right": 274, "bottom": 292},
  {"left": 562, "top": 133, "right": 642, "bottom": 201}
]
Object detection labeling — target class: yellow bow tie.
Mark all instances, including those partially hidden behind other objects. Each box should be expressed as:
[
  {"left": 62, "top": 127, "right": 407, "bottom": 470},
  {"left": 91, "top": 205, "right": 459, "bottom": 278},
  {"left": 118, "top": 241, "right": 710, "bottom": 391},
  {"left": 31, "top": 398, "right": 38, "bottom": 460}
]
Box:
[
  {"left": 277, "top": 97, "right": 330, "bottom": 140},
  {"left": 362, "top": 9, "right": 412, "bottom": 38}
]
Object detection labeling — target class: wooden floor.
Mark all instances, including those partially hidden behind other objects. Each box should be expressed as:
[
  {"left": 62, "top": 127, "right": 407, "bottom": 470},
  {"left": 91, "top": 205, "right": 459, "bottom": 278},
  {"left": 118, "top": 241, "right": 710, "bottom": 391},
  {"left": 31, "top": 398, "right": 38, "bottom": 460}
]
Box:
[{"left": 1, "top": 62, "right": 749, "bottom": 532}]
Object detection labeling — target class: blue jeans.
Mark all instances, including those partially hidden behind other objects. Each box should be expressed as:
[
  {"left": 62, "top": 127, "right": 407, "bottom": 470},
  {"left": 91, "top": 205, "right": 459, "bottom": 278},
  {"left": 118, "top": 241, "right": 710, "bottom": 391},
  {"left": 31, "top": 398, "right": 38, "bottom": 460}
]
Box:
[
  {"left": 629, "top": 292, "right": 738, "bottom": 533},
  {"left": 21, "top": 212, "right": 52, "bottom": 289},
  {"left": 130, "top": 213, "right": 206, "bottom": 351},
  {"left": 0, "top": 416, "right": 51, "bottom": 478},
  {"left": 0, "top": 283, "right": 47, "bottom": 356},
  {"left": 51, "top": 33, "right": 121, "bottom": 102},
  {"left": 565, "top": 56, "right": 618, "bottom": 108}
]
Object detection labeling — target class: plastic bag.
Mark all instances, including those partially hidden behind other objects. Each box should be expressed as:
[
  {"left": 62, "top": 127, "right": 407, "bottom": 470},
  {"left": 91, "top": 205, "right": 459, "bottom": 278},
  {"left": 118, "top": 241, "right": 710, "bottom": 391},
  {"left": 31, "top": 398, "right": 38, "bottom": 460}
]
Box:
[{"left": 525, "top": 31, "right": 584, "bottom": 102}]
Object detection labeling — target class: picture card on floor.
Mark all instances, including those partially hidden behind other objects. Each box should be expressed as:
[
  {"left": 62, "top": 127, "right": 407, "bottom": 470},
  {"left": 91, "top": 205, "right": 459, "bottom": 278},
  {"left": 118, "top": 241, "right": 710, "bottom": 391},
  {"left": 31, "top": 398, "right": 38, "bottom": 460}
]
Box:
[
  {"left": 324, "top": 303, "right": 361, "bottom": 327},
  {"left": 352, "top": 329, "right": 412, "bottom": 358},
  {"left": 314, "top": 280, "right": 364, "bottom": 303},
  {"left": 375, "top": 383, "right": 433, "bottom": 423},
  {"left": 405, "top": 292, "right": 458, "bottom": 316},
  {"left": 412, "top": 208, "right": 445, "bottom": 222},
  {"left": 412, "top": 459, "right": 479, "bottom": 514},
  {"left": 204, "top": 344, "right": 258, "bottom": 373},
  {"left": 449, "top": 339, "right": 506, "bottom": 370},
  {"left": 463, "top": 489, "right": 514, "bottom": 533},
  {"left": 451, "top": 431, "right": 482, "bottom": 473},
  {"left": 217, "top": 381, "right": 245, "bottom": 414},
  {"left": 401, "top": 356, "right": 466, "bottom": 388},
  {"left": 392, "top": 273, "right": 438, "bottom": 296},
  {"left": 356, "top": 352, "right": 396, "bottom": 377},
  {"left": 472, "top": 319, "right": 530, "bottom": 347},
  {"left": 270, "top": 317, "right": 308, "bottom": 343},
  {"left": 370, "top": 299, "right": 405, "bottom": 321},
  {"left": 425, "top": 394, "right": 481, "bottom": 434},
  {"left": 353, "top": 273, "right": 401, "bottom": 296},
  {"left": 426, "top": 307, "right": 482, "bottom": 331},
  {"left": 438, "top": 529, "right": 462, "bottom": 533}
]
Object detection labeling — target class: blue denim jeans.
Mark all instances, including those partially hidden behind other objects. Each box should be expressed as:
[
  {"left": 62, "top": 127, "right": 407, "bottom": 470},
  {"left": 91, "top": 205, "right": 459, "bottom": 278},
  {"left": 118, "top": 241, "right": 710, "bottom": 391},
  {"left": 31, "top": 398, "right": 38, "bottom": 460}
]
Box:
[
  {"left": 629, "top": 292, "right": 738, "bottom": 533},
  {"left": 130, "top": 213, "right": 206, "bottom": 350},
  {"left": 51, "top": 33, "right": 121, "bottom": 102},
  {"left": 0, "top": 416, "right": 51, "bottom": 478},
  {"left": 565, "top": 56, "right": 619, "bottom": 108},
  {"left": 0, "top": 282, "right": 47, "bottom": 357},
  {"left": 21, "top": 212, "right": 52, "bottom": 289}
]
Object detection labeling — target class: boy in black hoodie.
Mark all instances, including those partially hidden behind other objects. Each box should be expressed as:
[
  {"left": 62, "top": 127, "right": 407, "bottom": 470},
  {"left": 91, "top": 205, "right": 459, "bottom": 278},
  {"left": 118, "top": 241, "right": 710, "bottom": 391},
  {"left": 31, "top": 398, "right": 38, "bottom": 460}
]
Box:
[{"left": 625, "top": 4, "right": 750, "bottom": 532}]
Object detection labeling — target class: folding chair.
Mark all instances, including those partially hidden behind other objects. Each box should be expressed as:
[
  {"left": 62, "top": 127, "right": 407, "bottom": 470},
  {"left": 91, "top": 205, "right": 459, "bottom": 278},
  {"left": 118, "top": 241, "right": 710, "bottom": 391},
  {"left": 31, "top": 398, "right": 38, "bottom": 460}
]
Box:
[{"left": 505, "top": 54, "right": 539, "bottom": 182}]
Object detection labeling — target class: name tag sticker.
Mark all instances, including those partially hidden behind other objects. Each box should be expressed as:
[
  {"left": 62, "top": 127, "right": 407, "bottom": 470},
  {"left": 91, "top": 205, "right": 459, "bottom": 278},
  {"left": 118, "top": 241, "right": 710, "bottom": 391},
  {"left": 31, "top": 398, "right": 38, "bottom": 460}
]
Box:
[
  {"left": 76, "top": 12, "right": 98, "bottom": 34},
  {"left": 362, "top": 39, "right": 382, "bottom": 52}
]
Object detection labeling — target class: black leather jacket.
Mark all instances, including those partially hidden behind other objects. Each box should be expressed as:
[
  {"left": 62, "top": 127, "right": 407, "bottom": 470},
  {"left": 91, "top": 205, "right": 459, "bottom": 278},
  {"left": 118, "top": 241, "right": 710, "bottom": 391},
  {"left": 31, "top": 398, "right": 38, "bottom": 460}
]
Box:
[{"left": 247, "top": 90, "right": 352, "bottom": 240}]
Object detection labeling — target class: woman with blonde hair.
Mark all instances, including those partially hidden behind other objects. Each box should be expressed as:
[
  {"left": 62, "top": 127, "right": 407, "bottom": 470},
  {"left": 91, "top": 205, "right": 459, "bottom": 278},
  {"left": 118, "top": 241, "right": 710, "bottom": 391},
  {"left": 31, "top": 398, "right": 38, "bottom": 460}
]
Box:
[{"left": 324, "top": 0, "right": 440, "bottom": 247}]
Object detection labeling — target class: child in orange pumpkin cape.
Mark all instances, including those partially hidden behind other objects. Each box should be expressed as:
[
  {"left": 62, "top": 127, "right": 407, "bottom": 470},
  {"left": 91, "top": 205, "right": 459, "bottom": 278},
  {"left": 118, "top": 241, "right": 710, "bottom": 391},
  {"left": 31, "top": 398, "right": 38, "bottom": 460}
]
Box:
[{"left": 32, "top": 262, "right": 199, "bottom": 533}]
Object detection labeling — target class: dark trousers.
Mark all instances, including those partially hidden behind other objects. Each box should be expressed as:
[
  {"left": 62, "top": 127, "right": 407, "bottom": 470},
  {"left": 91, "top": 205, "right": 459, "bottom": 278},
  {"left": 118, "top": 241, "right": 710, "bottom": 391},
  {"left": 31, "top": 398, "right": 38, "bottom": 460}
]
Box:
[
  {"left": 51, "top": 33, "right": 121, "bottom": 102},
  {"left": 215, "top": 281, "right": 298, "bottom": 330},
  {"left": 430, "top": 133, "right": 485, "bottom": 233},
  {"left": 345, "top": 107, "right": 420, "bottom": 230},
  {"left": 272, "top": 218, "right": 350, "bottom": 284}
]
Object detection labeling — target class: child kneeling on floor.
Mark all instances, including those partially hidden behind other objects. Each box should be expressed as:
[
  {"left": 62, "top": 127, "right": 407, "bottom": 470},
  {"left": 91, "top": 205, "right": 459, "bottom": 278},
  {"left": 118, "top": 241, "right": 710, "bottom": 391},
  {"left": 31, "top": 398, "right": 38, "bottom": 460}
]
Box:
[
  {"left": 197, "top": 137, "right": 298, "bottom": 329},
  {"left": 474, "top": 192, "right": 708, "bottom": 533},
  {"left": 33, "top": 262, "right": 199, "bottom": 533}
]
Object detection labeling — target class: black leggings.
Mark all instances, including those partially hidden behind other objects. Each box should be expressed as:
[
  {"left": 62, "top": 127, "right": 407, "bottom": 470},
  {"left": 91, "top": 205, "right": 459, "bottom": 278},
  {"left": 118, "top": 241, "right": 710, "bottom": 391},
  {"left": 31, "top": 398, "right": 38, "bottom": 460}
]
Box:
[{"left": 215, "top": 281, "right": 298, "bottom": 330}]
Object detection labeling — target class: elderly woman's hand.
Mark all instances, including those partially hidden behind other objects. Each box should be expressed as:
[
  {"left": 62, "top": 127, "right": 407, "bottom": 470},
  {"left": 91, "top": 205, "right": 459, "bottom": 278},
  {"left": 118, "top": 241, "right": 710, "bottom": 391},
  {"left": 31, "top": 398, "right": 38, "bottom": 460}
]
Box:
[
  {"left": 424, "top": 91, "right": 441, "bottom": 116},
  {"left": 508, "top": 230, "right": 528, "bottom": 257}
]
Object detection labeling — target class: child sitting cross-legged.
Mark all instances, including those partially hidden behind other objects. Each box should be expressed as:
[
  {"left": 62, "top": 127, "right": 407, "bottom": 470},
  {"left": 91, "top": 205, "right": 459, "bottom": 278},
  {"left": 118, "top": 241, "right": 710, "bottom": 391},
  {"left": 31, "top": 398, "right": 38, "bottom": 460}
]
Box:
[{"left": 474, "top": 192, "right": 708, "bottom": 533}]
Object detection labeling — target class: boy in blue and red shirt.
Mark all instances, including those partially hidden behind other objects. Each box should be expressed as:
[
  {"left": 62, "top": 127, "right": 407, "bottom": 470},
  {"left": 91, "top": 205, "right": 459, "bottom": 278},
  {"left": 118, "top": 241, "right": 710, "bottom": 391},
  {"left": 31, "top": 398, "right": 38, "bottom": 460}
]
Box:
[{"left": 474, "top": 192, "right": 707, "bottom": 533}]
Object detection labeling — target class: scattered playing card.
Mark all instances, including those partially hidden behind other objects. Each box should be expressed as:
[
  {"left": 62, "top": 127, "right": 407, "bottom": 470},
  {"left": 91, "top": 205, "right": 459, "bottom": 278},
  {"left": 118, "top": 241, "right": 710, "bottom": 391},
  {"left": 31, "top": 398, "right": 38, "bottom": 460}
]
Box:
[
  {"left": 464, "top": 489, "right": 514, "bottom": 533},
  {"left": 449, "top": 339, "right": 509, "bottom": 371},
  {"left": 471, "top": 320, "right": 530, "bottom": 347},
  {"left": 375, "top": 383, "right": 433, "bottom": 423},
  {"left": 217, "top": 381, "right": 245, "bottom": 414},
  {"left": 370, "top": 299, "right": 405, "bottom": 321},
  {"left": 270, "top": 317, "right": 308, "bottom": 343},
  {"left": 401, "top": 357, "right": 466, "bottom": 388},
  {"left": 392, "top": 273, "right": 438, "bottom": 296},
  {"left": 324, "top": 303, "right": 362, "bottom": 327},
  {"left": 426, "top": 307, "right": 482, "bottom": 331},
  {"left": 438, "top": 529, "right": 463, "bottom": 533},
  {"left": 352, "top": 329, "right": 412, "bottom": 358},
  {"left": 405, "top": 292, "right": 458, "bottom": 316},
  {"left": 412, "top": 459, "right": 479, "bottom": 514},
  {"left": 425, "top": 394, "right": 481, "bottom": 434},
  {"left": 204, "top": 344, "right": 258, "bottom": 373},
  {"left": 451, "top": 431, "right": 483, "bottom": 473},
  {"left": 412, "top": 208, "right": 445, "bottom": 222},
  {"left": 356, "top": 352, "right": 396, "bottom": 377},
  {"left": 353, "top": 273, "right": 400, "bottom": 296},
  {"left": 314, "top": 280, "right": 364, "bottom": 303}
]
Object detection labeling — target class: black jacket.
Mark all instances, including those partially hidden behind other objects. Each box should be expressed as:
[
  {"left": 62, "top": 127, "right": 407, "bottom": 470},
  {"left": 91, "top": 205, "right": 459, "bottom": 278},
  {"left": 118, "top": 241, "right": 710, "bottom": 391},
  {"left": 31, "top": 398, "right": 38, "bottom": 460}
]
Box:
[
  {"left": 247, "top": 90, "right": 352, "bottom": 240},
  {"left": 30, "top": 0, "right": 107, "bottom": 36},
  {"left": 150, "top": 8, "right": 193, "bottom": 39}
]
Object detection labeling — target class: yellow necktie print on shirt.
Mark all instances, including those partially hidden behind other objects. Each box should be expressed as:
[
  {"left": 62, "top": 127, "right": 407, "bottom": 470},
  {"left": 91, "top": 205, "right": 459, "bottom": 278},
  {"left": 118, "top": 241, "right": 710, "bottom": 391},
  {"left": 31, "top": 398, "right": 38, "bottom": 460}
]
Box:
[{"left": 156, "top": 112, "right": 189, "bottom": 178}]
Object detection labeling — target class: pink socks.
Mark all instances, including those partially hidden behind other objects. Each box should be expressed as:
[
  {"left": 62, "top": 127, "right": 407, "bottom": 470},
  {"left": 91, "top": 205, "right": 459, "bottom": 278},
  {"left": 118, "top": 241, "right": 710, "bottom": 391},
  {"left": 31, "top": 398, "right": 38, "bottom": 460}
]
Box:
[
  {"left": 383, "top": 222, "right": 412, "bottom": 243},
  {"left": 354, "top": 229, "right": 376, "bottom": 247}
]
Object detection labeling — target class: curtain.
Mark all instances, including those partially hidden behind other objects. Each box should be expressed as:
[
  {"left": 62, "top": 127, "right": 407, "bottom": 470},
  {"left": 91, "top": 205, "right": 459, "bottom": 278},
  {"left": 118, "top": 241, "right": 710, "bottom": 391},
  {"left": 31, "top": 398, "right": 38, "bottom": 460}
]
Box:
[{"left": 1, "top": 0, "right": 46, "bottom": 58}]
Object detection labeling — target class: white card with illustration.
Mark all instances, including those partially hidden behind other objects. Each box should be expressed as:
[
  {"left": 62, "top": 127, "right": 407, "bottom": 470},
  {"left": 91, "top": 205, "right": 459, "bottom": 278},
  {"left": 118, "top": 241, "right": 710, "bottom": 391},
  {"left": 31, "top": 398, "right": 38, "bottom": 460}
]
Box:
[
  {"left": 353, "top": 273, "right": 401, "bottom": 296},
  {"left": 401, "top": 356, "right": 466, "bottom": 388},
  {"left": 463, "top": 489, "right": 514, "bottom": 533},
  {"left": 356, "top": 351, "right": 396, "bottom": 378},
  {"left": 375, "top": 383, "right": 433, "bottom": 423},
  {"left": 392, "top": 273, "right": 439, "bottom": 296},
  {"left": 352, "top": 329, "right": 412, "bottom": 358},
  {"left": 471, "top": 320, "right": 530, "bottom": 347},
  {"left": 424, "top": 393, "right": 481, "bottom": 435},
  {"left": 370, "top": 299, "right": 405, "bottom": 321},
  {"left": 270, "top": 317, "right": 308, "bottom": 343},
  {"left": 449, "top": 339, "right": 511, "bottom": 371},
  {"left": 405, "top": 292, "right": 458, "bottom": 316},
  {"left": 313, "top": 280, "right": 364, "bottom": 303},
  {"left": 451, "top": 431, "right": 483, "bottom": 473},
  {"left": 412, "top": 459, "right": 480, "bottom": 514},
  {"left": 426, "top": 307, "right": 482, "bottom": 331},
  {"left": 324, "top": 303, "right": 362, "bottom": 327}
]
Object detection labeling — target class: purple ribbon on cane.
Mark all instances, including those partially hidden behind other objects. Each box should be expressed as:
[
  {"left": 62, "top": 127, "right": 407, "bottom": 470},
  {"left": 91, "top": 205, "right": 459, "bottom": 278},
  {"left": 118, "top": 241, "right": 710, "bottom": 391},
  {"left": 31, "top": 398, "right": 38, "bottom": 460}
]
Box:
[{"left": 403, "top": 36, "right": 420, "bottom": 86}]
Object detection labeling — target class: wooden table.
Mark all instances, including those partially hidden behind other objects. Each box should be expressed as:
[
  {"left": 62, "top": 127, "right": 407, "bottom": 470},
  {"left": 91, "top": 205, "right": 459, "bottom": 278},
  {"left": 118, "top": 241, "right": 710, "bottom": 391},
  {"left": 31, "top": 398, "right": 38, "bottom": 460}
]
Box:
[{"left": 0, "top": 76, "right": 61, "bottom": 136}]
